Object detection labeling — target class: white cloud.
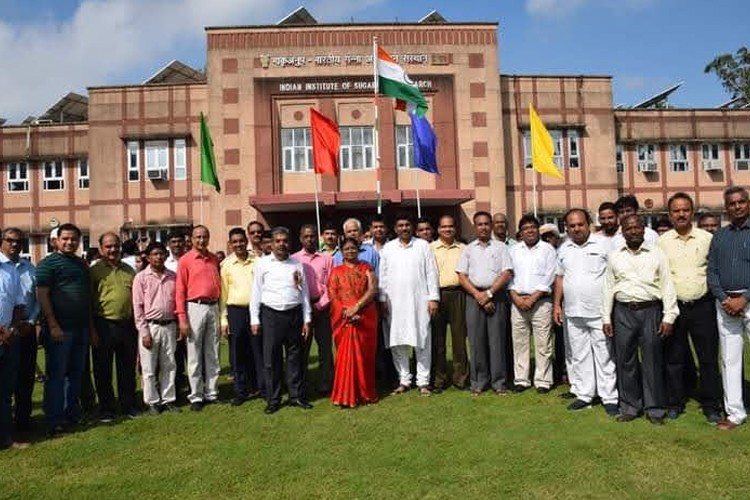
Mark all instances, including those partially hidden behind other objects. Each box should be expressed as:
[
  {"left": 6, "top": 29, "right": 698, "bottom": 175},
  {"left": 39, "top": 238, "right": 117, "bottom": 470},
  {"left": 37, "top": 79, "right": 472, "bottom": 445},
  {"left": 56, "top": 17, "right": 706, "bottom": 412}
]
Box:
[
  {"left": 525, "top": 0, "right": 657, "bottom": 18},
  {"left": 0, "top": 0, "right": 385, "bottom": 122}
]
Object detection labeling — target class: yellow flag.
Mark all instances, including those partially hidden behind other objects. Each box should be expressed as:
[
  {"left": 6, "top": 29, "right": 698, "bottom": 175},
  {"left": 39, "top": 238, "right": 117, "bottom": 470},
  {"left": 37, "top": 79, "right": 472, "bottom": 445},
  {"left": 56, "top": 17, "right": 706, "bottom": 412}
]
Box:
[{"left": 529, "top": 104, "right": 563, "bottom": 179}]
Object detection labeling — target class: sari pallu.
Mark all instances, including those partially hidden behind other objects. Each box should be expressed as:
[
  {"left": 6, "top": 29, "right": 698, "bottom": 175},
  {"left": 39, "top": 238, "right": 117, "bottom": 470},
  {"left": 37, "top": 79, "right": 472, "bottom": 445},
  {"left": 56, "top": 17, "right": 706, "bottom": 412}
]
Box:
[{"left": 327, "top": 262, "right": 378, "bottom": 407}]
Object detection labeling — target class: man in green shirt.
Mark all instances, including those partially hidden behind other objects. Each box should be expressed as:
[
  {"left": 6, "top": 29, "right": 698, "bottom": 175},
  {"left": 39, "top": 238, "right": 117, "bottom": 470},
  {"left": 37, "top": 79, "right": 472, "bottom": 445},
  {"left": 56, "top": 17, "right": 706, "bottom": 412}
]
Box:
[
  {"left": 90, "top": 232, "right": 137, "bottom": 421},
  {"left": 36, "top": 223, "right": 92, "bottom": 435}
]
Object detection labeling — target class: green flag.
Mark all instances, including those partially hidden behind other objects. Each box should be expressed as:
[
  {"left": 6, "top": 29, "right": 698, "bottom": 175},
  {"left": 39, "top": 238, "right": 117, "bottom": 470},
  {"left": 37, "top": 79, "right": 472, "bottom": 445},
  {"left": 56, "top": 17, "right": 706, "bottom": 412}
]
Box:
[{"left": 200, "top": 112, "right": 220, "bottom": 192}]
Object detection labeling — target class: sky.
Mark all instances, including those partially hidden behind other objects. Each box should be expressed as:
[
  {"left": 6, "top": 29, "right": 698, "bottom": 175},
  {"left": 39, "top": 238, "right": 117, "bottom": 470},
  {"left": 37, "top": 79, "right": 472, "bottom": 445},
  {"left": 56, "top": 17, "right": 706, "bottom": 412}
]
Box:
[{"left": 1, "top": 0, "right": 748, "bottom": 122}]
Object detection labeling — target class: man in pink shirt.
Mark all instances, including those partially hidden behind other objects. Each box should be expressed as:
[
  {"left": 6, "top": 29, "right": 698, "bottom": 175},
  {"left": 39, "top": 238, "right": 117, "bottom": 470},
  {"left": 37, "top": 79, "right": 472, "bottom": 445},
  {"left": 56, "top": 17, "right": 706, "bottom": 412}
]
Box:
[
  {"left": 175, "top": 226, "right": 222, "bottom": 412},
  {"left": 132, "top": 241, "right": 180, "bottom": 415},
  {"left": 293, "top": 225, "right": 334, "bottom": 395}
]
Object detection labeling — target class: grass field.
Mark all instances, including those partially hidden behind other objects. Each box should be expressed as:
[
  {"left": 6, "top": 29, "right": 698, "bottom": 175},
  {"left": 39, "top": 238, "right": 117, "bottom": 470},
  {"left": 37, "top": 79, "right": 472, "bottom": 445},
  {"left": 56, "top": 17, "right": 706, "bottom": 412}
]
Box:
[{"left": 2, "top": 341, "right": 750, "bottom": 499}]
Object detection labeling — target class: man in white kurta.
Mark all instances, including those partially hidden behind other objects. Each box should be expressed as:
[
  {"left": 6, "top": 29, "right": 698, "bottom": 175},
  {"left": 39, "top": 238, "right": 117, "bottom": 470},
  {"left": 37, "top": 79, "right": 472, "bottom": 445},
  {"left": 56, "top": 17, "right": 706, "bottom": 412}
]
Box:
[{"left": 379, "top": 214, "right": 440, "bottom": 394}]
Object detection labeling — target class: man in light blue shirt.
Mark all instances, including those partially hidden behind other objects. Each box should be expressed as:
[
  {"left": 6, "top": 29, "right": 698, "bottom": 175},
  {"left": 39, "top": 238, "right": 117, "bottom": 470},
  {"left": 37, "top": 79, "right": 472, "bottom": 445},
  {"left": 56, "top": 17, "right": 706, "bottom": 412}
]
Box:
[
  {"left": 0, "top": 228, "right": 38, "bottom": 434},
  {"left": 0, "top": 240, "right": 26, "bottom": 449},
  {"left": 334, "top": 218, "right": 380, "bottom": 276}
]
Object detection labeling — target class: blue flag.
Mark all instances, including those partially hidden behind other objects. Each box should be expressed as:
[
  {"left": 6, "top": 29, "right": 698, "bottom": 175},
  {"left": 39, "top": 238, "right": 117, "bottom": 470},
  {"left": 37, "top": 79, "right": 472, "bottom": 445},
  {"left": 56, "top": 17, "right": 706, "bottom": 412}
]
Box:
[{"left": 410, "top": 112, "right": 439, "bottom": 174}]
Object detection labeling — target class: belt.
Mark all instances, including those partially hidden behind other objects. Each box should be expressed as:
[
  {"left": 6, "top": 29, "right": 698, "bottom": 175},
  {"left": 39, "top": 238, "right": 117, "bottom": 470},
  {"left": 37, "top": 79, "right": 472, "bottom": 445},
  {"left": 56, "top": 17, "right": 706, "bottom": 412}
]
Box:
[
  {"left": 147, "top": 319, "right": 176, "bottom": 326},
  {"left": 677, "top": 294, "right": 713, "bottom": 308},
  {"left": 616, "top": 300, "right": 661, "bottom": 311},
  {"left": 188, "top": 298, "right": 218, "bottom": 305},
  {"left": 440, "top": 286, "right": 462, "bottom": 292}
]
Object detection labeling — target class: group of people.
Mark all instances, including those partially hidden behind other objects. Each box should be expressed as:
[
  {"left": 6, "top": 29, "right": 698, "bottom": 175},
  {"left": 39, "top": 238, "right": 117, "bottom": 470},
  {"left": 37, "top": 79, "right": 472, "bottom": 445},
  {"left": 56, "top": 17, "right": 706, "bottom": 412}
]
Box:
[{"left": 1, "top": 187, "right": 750, "bottom": 450}]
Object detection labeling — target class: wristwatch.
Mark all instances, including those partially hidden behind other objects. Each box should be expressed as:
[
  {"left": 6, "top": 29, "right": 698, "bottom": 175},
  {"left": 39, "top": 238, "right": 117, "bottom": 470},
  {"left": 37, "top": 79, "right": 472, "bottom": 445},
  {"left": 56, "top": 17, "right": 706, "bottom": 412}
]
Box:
[{"left": 486, "top": 289, "right": 493, "bottom": 299}]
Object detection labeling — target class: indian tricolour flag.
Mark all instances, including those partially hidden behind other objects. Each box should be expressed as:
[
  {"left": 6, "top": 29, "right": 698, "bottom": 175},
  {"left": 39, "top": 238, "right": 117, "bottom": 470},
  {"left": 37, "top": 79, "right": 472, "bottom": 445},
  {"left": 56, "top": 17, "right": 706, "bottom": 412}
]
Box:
[{"left": 376, "top": 45, "right": 428, "bottom": 116}]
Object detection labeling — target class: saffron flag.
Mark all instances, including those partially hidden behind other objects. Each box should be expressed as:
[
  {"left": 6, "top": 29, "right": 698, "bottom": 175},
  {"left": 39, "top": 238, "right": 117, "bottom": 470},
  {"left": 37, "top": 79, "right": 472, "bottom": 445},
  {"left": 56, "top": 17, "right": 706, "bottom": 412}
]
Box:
[
  {"left": 199, "top": 112, "right": 221, "bottom": 192},
  {"left": 529, "top": 104, "right": 563, "bottom": 179},
  {"left": 410, "top": 112, "right": 439, "bottom": 174},
  {"left": 376, "top": 45, "right": 428, "bottom": 116},
  {"left": 310, "top": 108, "right": 340, "bottom": 176}
]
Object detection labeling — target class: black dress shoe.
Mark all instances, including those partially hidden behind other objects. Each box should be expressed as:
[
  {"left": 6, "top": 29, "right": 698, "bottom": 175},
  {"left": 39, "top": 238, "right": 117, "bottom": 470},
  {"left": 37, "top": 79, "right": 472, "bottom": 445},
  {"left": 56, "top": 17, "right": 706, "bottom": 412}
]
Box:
[
  {"left": 616, "top": 413, "right": 639, "bottom": 423},
  {"left": 264, "top": 404, "right": 280, "bottom": 414},
  {"left": 190, "top": 402, "right": 204, "bottom": 412},
  {"left": 231, "top": 396, "right": 247, "bottom": 407},
  {"left": 288, "top": 399, "right": 313, "bottom": 410},
  {"left": 647, "top": 415, "right": 665, "bottom": 425}
]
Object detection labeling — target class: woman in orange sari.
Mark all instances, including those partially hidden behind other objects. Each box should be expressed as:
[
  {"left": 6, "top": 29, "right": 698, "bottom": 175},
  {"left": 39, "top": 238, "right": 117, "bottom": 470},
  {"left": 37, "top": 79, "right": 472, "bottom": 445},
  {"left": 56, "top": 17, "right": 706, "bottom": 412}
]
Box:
[{"left": 328, "top": 237, "right": 379, "bottom": 407}]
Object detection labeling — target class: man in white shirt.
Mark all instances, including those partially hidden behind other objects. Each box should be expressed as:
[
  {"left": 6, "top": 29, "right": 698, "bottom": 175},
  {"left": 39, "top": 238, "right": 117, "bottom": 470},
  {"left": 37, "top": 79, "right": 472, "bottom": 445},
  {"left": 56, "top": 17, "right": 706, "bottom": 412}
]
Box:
[
  {"left": 250, "top": 227, "right": 311, "bottom": 414},
  {"left": 612, "top": 195, "right": 659, "bottom": 248},
  {"left": 380, "top": 213, "right": 440, "bottom": 396},
  {"left": 554, "top": 209, "right": 618, "bottom": 415},
  {"left": 509, "top": 214, "right": 557, "bottom": 393}
]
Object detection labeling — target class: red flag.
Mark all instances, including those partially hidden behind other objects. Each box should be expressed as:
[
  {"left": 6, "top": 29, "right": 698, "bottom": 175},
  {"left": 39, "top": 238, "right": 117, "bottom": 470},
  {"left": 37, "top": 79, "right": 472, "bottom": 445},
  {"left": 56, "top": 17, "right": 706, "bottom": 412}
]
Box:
[{"left": 310, "top": 108, "right": 340, "bottom": 176}]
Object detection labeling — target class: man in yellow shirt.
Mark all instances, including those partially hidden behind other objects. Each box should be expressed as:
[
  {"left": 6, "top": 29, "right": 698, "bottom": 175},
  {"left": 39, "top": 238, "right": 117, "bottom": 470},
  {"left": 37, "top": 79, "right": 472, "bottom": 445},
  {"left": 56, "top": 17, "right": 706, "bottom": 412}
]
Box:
[
  {"left": 658, "top": 192, "right": 722, "bottom": 424},
  {"left": 219, "top": 228, "right": 262, "bottom": 405},
  {"left": 430, "top": 215, "right": 467, "bottom": 391}
]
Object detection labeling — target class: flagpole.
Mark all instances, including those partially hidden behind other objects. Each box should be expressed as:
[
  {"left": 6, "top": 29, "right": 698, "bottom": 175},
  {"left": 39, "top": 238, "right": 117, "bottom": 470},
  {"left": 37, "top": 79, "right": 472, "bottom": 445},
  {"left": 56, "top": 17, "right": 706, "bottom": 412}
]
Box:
[
  {"left": 413, "top": 168, "right": 421, "bottom": 218},
  {"left": 200, "top": 182, "right": 204, "bottom": 225},
  {"left": 313, "top": 173, "right": 322, "bottom": 241},
  {"left": 373, "top": 36, "right": 382, "bottom": 215},
  {"left": 532, "top": 170, "right": 538, "bottom": 219}
]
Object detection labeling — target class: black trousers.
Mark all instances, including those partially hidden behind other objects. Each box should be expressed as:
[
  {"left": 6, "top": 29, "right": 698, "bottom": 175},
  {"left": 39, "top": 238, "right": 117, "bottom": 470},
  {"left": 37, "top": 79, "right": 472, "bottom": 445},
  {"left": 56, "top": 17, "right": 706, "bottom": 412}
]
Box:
[
  {"left": 13, "top": 329, "right": 36, "bottom": 428},
  {"left": 175, "top": 338, "right": 188, "bottom": 390},
  {"left": 79, "top": 346, "right": 96, "bottom": 413},
  {"left": 613, "top": 303, "right": 666, "bottom": 418},
  {"left": 92, "top": 317, "right": 137, "bottom": 414},
  {"left": 664, "top": 298, "right": 722, "bottom": 414},
  {"left": 226, "top": 305, "right": 265, "bottom": 398},
  {"left": 303, "top": 308, "right": 333, "bottom": 394},
  {"left": 261, "top": 305, "right": 305, "bottom": 406}
]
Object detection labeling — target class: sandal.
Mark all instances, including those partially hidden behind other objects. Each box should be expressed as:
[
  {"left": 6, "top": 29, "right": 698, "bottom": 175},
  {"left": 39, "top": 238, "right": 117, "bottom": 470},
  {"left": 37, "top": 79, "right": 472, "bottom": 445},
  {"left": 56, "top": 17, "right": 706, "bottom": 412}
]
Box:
[
  {"left": 391, "top": 384, "right": 409, "bottom": 395},
  {"left": 418, "top": 386, "right": 432, "bottom": 397}
]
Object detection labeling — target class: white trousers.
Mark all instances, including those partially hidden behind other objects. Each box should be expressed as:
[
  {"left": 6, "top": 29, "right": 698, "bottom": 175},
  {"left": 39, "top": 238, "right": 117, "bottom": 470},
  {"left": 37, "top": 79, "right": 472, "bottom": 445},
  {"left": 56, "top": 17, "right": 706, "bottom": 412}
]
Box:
[
  {"left": 186, "top": 302, "right": 221, "bottom": 403},
  {"left": 566, "top": 317, "right": 618, "bottom": 404},
  {"left": 717, "top": 301, "right": 750, "bottom": 424},
  {"left": 139, "top": 322, "right": 177, "bottom": 406},
  {"left": 391, "top": 344, "right": 431, "bottom": 388}
]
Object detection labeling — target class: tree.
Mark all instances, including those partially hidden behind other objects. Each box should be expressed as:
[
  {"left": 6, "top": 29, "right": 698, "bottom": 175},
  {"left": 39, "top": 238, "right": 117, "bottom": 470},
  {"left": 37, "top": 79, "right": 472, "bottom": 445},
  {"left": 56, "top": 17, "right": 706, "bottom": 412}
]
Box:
[{"left": 704, "top": 47, "right": 750, "bottom": 105}]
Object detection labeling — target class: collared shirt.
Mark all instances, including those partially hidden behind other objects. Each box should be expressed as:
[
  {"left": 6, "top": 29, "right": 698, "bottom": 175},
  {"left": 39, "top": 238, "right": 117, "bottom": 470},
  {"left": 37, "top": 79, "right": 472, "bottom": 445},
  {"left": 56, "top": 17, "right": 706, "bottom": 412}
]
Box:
[
  {"left": 0, "top": 261, "right": 24, "bottom": 328},
  {"left": 121, "top": 255, "right": 138, "bottom": 271},
  {"left": 219, "top": 253, "right": 256, "bottom": 327},
  {"left": 292, "top": 249, "right": 333, "bottom": 311},
  {"left": 658, "top": 227, "right": 712, "bottom": 301},
  {"left": 334, "top": 242, "right": 380, "bottom": 276},
  {"left": 363, "top": 237, "right": 388, "bottom": 255},
  {"left": 602, "top": 244, "right": 679, "bottom": 324},
  {"left": 492, "top": 234, "right": 517, "bottom": 247},
  {"left": 90, "top": 260, "right": 136, "bottom": 320},
  {"left": 612, "top": 226, "right": 659, "bottom": 249},
  {"left": 509, "top": 240, "right": 557, "bottom": 294},
  {"left": 250, "top": 254, "right": 311, "bottom": 325},
  {"left": 595, "top": 232, "right": 619, "bottom": 253},
  {"left": 36, "top": 252, "right": 91, "bottom": 328},
  {"left": 132, "top": 266, "right": 177, "bottom": 338},
  {"left": 456, "top": 238, "right": 511, "bottom": 289},
  {"left": 556, "top": 234, "right": 609, "bottom": 318},
  {"left": 430, "top": 239, "right": 465, "bottom": 288},
  {"left": 708, "top": 217, "right": 750, "bottom": 301},
  {"left": 0, "top": 253, "right": 38, "bottom": 323},
  {"left": 320, "top": 245, "right": 340, "bottom": 259},
  {"left": 175, "top": 249, "right": 221, "bottom": 322},
  {"left": 165, "top": 253, "right": 181, "bottom": 273}
]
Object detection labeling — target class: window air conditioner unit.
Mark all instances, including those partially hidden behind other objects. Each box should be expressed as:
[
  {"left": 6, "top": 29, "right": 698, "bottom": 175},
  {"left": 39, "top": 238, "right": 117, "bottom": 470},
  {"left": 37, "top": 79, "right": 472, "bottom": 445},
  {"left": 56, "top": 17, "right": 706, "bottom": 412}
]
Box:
[
  {"left": 637, "top": 161, "right": 658, "bottom": 173},
  {"left": 702, "top": 160, "right": 723, "bottom": 171},
  {"left": 735, "top": 159, "right": 750, "bottom": 171},
  {"left": 147, "top": 168, "right": 167, "bottom": 180}
]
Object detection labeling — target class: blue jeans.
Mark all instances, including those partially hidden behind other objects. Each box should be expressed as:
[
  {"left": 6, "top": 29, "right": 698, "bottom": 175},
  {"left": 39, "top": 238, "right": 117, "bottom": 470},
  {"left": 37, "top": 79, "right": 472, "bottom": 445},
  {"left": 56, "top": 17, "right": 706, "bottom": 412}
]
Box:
[
  {"left": 42, "top": 325, "right": 89, "bottom": 429},
  {"left": 0, "top": 340, "right": 20, "bottom": 445}
]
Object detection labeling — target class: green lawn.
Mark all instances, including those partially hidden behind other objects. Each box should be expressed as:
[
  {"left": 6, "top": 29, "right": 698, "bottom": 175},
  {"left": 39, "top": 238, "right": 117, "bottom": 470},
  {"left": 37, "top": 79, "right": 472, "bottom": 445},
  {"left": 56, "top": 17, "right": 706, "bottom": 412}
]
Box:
[{"left": 2, "top": 342, "right": 750, "bottom": 499}]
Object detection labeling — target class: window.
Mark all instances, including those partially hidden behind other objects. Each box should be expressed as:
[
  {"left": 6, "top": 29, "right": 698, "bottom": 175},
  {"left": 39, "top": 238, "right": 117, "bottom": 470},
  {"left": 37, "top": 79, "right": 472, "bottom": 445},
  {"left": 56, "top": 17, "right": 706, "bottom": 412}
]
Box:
[
  {"left": 702, "top": 143, "right": 720, "bottom": 161},
  {"left": 669, "top": 144, "right": 690, "bottom": 172},
  {"left": 281, "top": 128, "right": 313, "bottom": 172},
  {"left": 636, "top": 144, "right": 657, "bottom": 172},
  {"left": 43, "top": 161, "right": 65, "bottom": 190},
  {"left": 523, "top": 130, "right": 563, "bottom": 170},
  {"left": 173, "top": 139, "right": 187, "bottom": 180},
  {"left": 396, "top": 125, "right": 415, "bottom": 169},
  {"left": 7, "top": 162, "right": 29, "bottom": 192},
  {"left": 145, "top": 140, "right": 169, "bottom": 179},
  {"left": 567, "top": 130, "right": 580, "bottom": 168},
  {"left": 615, "top": 144, "right": 625, "bottom": 173},
  {"left": 340, "top": 126, "right": 374, "bottom": 170},
  {"left": 127, "top": 141, "right": 140, "bottom": 181},
  {"left": 735, "top": 143, "right": 750, "bottom": 171},
  {"left": 78, "top": 159, "right": 89, "bottom": 189}
]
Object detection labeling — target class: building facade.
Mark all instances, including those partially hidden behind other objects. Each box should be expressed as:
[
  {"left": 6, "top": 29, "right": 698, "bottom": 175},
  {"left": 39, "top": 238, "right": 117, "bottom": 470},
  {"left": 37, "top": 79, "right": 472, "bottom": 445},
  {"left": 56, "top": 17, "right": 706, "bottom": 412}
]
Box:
[{"left": 2, "top": 9, "right": 749, "bottom": 262}]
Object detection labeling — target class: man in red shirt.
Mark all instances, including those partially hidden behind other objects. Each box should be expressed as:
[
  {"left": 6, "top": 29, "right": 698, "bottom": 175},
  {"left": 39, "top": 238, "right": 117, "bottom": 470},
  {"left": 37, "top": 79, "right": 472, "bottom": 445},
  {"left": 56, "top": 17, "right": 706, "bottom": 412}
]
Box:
[{"left": 175, "top": 226, "right": 222, "bottom": 412}]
